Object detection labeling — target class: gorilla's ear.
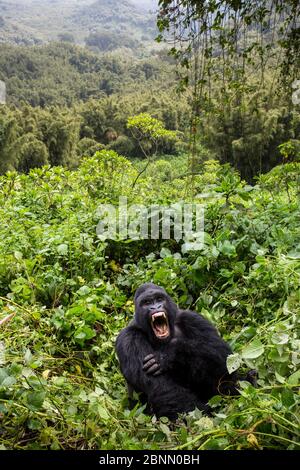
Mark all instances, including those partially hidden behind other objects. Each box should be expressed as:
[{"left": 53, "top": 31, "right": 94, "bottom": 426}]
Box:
[{"left": 134, "top": 283, "right": 166, "bottom": 303}]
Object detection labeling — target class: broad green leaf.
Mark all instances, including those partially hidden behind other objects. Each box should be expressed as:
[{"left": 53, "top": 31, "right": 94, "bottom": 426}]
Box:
[
  {"left": 57, "top": 243, "right": 68, "bottom": 255},
  {"left": 0, "top": 368, "right": 8, "bottom": 385},
  {"left": 208, "top": 395, "right": 223, "bottom": 407},
  {"left": 271, "top": 332, "right": 289, "bottom": 345},
  {"left": 281, "top": 389, "right": 296, "bottom": 407},
  {"left": 275, "top": 371, "right": 286, "bottom": 384},
  {"left": 160, "top": 248, "right": 172, "bottom": 258},
  {"left": 98, "top": 405, "right": 110, "bottom": 421},
  {"left": 77, "top": 285, "right": 90, "bottom": 296},
  {"left": 14, "top": 251, "right": 23, "bottom": 261},
  {"left": 241, "top": 339, "right": 264, "bottom": 359},
  {"left": 24, "top": 348, "right": 33, "bottom": 365},
  {"left": 226, "top": 353, "right": 242, "bottom": 374},
  {"left": 288, "top": 369, "right": 300, "bottom": 385},
  {"left": 67, "top": 305, "right": 85, "bottom": 315},
  {"left": 220, "top": 240, "right": 236, "bottom": 256},
  {"left": 2, "top": 376, "right": 16, "bottom": 387},
  {"left": 159, "top": 422, "right": 171, "bottom": 437},
  {"left": 26, "top": 391, "right": 46, "bottom": 411}
]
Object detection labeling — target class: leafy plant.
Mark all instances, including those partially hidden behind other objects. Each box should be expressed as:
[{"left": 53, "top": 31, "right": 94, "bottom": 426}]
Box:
[{"left": 0, "top": 152, "right": 299, "bottom": 450}]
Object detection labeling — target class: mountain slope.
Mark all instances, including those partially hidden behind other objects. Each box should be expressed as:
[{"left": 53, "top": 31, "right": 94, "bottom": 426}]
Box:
[
  {"left": 0, "top": 0, "right": 156, "bottom": 48},
  {"left": 0, "top": 41, "right": 171, "bottom": 106}
]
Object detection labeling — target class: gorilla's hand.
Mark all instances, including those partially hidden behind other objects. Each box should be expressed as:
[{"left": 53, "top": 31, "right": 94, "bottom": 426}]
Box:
[
  {"left": 246, "top": 369, "right": 258, "bottom": 387},
  {"left": 143, "top": 354, "right": 163, "bottom": 376}
]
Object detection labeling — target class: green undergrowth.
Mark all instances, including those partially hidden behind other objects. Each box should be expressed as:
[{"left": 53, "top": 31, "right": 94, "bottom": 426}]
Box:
[{"left": 0, "top": 150, "right": 299, "bottom": 449}]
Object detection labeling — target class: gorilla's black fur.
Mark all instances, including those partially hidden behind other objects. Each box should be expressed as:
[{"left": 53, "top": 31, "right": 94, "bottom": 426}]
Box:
[{"left": 116, "top": 283, "right": 240, "bottom": 420}]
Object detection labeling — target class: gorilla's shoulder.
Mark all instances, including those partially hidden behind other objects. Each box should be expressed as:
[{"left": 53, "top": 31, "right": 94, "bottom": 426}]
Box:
[{"left": 176, "top": 309, "right": 219, "bottom": 335}]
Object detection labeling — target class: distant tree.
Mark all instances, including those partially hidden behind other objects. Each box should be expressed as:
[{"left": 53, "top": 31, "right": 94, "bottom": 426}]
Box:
[
  {"left": 127, "top": 113, "right": 177, "bottom": 187},
  {"left": 103, "top": 127, "right": 118, "bottom": 144},
  {"left": 17, "top": 134, "right": 49, "bottom": 173},
  {"left": 108, "top": 135, "right": 135, "bottom": 156},
  {"left": 156, "top": 0, "right": 300, "bottom": 182},
  {"left": 202, "top": 86, "right": 300, "bottom": 181},
  {"left": 58, "top": 33, "right": 75, "bottom": 43},
  {"left": 79, "top": 101, "right": 106, "bottom": 141},
  {"left": 77, "top": 137, "right": 105, "bottom": 157},
  {"left": 38, "top": 110, "right": 81, "bottom": 167},
  {"left": 278, "top": 139, "right": 300, "bottom": 163},
  {"left": 85, "top": 31, "right": 137, "bottom": 52},
  {"left": 0, "top": 112, "right": 19, "bottom": 173}
]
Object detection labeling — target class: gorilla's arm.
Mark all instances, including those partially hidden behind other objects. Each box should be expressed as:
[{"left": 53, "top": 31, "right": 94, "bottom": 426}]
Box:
[
  {"left": 116, "top": 324, "right": 152, "bottom": 393},
  {"left": 171, "top": 310, "right": 237, "bottom": 398}
]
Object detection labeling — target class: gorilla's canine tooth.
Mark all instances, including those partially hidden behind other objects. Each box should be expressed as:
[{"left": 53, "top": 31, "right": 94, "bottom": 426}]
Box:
[{"left": 152, "top": 312, "right": 166, "bottom": 319}]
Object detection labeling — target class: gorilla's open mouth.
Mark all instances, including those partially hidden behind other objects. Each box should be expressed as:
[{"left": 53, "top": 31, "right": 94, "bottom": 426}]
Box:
[{"left": 151, "top": 312, "right": 170, "bottom": 339}]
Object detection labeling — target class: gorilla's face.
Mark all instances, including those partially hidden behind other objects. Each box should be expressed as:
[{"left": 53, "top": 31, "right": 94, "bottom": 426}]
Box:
[
  {"left": 140, "top": 291, "right": 170, "bottom": 340},
  {"left": 134, "top": 283, "right": 177, "bottom": 342}
]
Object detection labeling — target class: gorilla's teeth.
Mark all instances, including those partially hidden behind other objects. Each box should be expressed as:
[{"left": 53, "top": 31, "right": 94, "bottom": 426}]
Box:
[
  {"left": 151, "top": 311, "right": 170, "bottom": 339},
  {"left": 151, "top": 312, "right": 166, "bottom": 321}
]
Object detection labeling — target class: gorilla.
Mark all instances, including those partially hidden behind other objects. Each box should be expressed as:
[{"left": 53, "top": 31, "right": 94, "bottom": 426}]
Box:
[{"left": 116, "top": 283, "right": 254, "bottom": 420}]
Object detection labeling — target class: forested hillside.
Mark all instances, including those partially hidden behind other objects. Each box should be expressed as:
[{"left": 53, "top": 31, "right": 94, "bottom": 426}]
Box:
[
  {"left": 0, "top": 0, "right": 156, "bottom": 47},
  {"left": 0, "top": 42, "right": 171, "bottom": 105},
  {"left": 0, "top": 0, "right": 299, "bottom": 453},
  {"left": 0, "top": 40, "right": 299, "bottom": 180}
]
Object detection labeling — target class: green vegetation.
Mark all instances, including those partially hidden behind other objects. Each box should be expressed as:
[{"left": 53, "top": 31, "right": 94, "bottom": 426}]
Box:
[
  {"left": 0, "top": 42, "right": 172, "bottom": 106},
  {"left": 0, "top": 97, "right": 186, "bottom": 174},
  {"left": 0, "top": 0, "right": 299, "bottom": 452},
  {"left": 1, "top": 86, "right": 298, "bottom": 180},
  {"left": 127, "top": 113, "right": 178, "bottom": 186},
  {"left": 1, "top": 39, "right": 299, "bottom": 180},
  {"left": 0, "top": 151, "right": 299, "bottom": 449},
  {"left": 157, "top": 0, "right": 300, "bottom": 180}
]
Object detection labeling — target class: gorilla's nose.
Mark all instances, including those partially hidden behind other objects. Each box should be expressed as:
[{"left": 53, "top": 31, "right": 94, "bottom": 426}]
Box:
[{"left": 150, "top": 304, "right": 162, "bottom": 311}]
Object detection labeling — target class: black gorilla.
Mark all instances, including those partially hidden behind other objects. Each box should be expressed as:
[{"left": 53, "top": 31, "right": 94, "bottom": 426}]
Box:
[{"left": 116, "top": 283, "right": 245, "bottom": 420}]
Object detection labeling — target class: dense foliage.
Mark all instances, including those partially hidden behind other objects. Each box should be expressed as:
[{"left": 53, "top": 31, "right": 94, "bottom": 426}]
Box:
[
  {"left": 0, "top": 151, "right": 299, "bottom": 449},
  {"left": 157, "top": 0, "right": 300, "bottom": 83},
  {"left": 0, "top": 42, "right": 172, "bottom": 106},
  {"left": 157, "top": 0, "right": 300, "bottom": 181},
  {"left": 0, "top": 99, "right": 186, "bottom": 174},
  {"left": 1, "top": 40, "right": 299, "bottom": 180}
]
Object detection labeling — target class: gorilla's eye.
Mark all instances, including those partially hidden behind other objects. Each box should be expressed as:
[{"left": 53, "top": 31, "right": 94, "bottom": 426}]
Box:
[
  {"left": 156, "top": 296, "right": 164, "bottom": 302},
  {"left": 143, "top": 299, "right": 152, "bottom": 306}
]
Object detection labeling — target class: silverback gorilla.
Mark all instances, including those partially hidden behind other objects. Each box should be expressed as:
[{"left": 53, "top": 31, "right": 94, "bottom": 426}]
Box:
[{"left": 116, "top": 283, "right": 242, "bottom": 420}]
